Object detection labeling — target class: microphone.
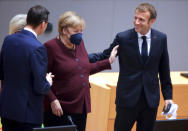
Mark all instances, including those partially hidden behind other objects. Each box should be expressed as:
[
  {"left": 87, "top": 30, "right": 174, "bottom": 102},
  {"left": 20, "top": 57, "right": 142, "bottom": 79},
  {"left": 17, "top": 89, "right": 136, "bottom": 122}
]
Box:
[
  {"left": 67, "top": 115, "right": 78, "bottom": 131},
  {"left": 67, "top": 115, "right": 74, "bottom": 125}
]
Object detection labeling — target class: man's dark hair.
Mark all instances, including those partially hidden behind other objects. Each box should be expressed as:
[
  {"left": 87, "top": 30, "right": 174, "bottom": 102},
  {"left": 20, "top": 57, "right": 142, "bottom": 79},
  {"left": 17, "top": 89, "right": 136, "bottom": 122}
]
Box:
[
  {"left": 136, "top": 3, "right": 157, "bottom": 20},
  {"left": 26, "top": 5, "right": 49, "bottom": 28}
]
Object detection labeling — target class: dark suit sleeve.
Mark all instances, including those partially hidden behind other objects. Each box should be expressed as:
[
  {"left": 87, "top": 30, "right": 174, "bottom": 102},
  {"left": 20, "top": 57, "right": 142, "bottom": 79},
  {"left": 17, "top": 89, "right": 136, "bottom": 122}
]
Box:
[
  {"left": 0, "top": 38, "right": 8, "bottom": 90},
  {"left": 0, "top": 45, "right": 4, "bottom": 91},
  {"left": 89, "top": 34, "right": 120, "bottom": 63},
  {"left": 89, "top": 59, "right": 111, "bottom": 75},
  {"left": 0, "top": 44, "right": 4, "bottom": 81},
  {"left": 159, "top": 34, "right": 173, "bottom": 100},
  {"left": 0, "top": 80, "right": 3, "bottom": 90},
  {"left": 30, "top": 45, "right": 50, "bottom": 95}
]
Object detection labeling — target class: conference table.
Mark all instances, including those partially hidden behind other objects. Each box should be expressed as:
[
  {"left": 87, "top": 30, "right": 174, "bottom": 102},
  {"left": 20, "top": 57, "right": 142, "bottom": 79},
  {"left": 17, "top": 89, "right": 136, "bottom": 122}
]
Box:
[{"left": 86, "top": 72, "right": 188, "bottom": 131}]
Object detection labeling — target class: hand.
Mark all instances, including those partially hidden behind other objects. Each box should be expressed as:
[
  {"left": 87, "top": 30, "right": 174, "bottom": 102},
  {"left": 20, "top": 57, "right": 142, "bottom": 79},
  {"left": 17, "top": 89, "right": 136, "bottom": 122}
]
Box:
[
  {"left": 50, "top": 99, "right": 63, "bottom": 117},
  {"left": 109, "top": 45, "right": 119, "bottom": 64},
  {"left": 164, "top": 99, "right": 174, "bottom": 110},
  {"left": 46, "top": 72, "right": 54, "bottom": 86}
]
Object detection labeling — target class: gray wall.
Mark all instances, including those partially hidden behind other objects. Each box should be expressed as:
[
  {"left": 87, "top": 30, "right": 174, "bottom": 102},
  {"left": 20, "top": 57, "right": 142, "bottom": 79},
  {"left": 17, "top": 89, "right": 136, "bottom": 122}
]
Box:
[{"left": 0, "top": 0, "right": 188, "bottom": 72}]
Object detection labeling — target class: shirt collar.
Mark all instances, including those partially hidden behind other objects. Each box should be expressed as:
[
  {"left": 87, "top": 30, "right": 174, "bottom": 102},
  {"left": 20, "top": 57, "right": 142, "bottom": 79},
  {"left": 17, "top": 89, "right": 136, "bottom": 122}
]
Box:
[
  {"left": 24, "top": 27, "right": 37, "bottom": 38},
  {"left": 137, "top": 29, "right": 151, "bottom": 39}
]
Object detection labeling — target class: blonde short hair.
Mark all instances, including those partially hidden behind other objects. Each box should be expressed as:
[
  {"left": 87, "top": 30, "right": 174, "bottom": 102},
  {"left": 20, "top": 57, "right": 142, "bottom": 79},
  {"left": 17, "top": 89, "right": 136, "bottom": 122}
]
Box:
[
  {"left": 58, "top": 11, "right": 85, "bottom": 35},
  {"left": 9, "top": 14, "right": 27, "bottom": 34}
]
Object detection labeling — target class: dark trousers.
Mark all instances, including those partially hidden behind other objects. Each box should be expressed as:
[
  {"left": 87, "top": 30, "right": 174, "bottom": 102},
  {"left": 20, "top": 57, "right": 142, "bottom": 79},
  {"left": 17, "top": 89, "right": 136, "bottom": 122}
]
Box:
[
  {"left": 43, "top": 110, "right": 87, "bottom": 131},
  {"left": 1, "top": 117, "right": 41, "bottom": 131},
  {"left": 114, "top": 92, "right": 158, "bottom": 131}
]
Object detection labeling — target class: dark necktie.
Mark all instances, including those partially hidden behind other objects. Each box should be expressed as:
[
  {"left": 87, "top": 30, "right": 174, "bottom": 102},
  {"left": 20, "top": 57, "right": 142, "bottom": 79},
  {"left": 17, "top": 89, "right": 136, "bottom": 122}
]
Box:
[{"left": 141, "top": 36, "right": 148, "bottom": 63}]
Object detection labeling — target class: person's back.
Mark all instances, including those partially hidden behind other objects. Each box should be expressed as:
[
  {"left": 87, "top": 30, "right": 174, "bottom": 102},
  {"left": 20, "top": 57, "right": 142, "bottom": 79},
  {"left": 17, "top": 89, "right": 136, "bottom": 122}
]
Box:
[
  {"left": 0, "top": 5, "right": 52, "bottom": 131},
  {"left": 0, "top": 14, "right": 27, "bottom": 92},
  {"left": 1, "top": 31, "right": 47, "bottom": 120}
]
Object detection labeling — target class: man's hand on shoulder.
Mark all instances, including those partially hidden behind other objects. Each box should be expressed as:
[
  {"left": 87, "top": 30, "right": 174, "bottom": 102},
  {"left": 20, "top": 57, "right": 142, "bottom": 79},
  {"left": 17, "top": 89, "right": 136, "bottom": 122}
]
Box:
[{"left": 109, "top": 45, "right": 119, "bottom": 64}]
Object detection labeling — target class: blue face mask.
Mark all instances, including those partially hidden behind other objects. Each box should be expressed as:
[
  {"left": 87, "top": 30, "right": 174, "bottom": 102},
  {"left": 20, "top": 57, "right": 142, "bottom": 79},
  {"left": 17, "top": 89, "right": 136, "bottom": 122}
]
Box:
[{"left": 70, "top": 33, "right": 82, "bottom": 45}]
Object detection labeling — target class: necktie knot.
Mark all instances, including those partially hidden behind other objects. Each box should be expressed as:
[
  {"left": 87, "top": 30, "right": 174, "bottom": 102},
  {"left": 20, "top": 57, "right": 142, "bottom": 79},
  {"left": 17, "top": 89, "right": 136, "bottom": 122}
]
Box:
[{"left": 142, "top": 36, "right": 146, "bottom": 41}]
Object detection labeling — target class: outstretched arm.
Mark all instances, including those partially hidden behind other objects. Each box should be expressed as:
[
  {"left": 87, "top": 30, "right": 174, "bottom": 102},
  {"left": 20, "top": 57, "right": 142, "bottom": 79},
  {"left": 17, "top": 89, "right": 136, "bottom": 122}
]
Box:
[
  {"left": 89, "top": 35, "right": 120, "bottom": 63},
  {"left": 89, "top": 45, "right": 119, "bottom": 75}
]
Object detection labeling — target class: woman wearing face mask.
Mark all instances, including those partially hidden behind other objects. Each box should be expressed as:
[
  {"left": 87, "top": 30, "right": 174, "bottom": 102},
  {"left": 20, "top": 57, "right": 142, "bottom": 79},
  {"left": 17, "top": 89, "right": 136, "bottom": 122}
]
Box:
[{"left": 43, "top": 11, "right": 118, "bottom": 131}]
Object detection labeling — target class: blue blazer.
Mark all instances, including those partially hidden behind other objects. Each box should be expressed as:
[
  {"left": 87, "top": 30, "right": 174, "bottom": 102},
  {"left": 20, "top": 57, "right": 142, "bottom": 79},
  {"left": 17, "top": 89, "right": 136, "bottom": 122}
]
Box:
[
  {"left": 0, "top": 30, "right": 50, "bottom": 124},
  {"left": 89, "top": 28, "right": 173, "bottom": 108}
]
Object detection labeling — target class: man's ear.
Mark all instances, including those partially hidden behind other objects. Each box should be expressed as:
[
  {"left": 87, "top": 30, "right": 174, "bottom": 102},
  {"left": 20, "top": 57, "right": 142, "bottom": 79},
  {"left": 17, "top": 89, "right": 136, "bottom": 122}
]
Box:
[
  {"left": 41, "top": 21, "right": 46, "bottom": 29},
  {"left": 149, "top": 18, "right": 156, "bottom": 25},
  {"left": 62, "top": 28, "right": 66, "bottom": 35}
]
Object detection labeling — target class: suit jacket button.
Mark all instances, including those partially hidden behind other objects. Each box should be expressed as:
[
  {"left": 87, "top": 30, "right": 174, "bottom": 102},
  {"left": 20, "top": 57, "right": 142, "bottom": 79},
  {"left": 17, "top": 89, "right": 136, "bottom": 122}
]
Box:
[
  {"left": 75, "top": 58, "right": 79, "bottom": 62},
  {"left": 80, "top": 74, "right": 84, "bottom": 78}
]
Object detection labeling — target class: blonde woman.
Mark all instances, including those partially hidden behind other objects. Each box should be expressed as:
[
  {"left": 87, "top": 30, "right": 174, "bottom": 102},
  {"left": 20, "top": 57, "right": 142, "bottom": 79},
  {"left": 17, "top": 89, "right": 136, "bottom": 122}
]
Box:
[
  {"left": 9, "top": 14, "right": 27, "bottom": 34},
  {"left": 43, "top": 11, "right": 118, "bottom": 131}
]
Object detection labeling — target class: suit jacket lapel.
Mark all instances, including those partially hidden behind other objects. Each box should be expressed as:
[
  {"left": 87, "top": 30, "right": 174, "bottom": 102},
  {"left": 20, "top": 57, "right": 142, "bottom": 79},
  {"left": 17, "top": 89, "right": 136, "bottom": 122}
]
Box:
[
  {"left": 146, "top": 29, "right": 159, "bottom": 64},
  {"left": 130, "top": 29, "right": 143, "bottom": 64}
]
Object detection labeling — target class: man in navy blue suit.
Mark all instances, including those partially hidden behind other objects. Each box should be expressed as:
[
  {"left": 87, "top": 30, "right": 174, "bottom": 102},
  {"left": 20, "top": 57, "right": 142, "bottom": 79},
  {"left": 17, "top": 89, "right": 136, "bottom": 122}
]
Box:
[
  {"left": 89, "top": 3, "right": 174, "bottom": 131},
  {"left": 0, "top": 5, "right": 53, "bottom": 131}
]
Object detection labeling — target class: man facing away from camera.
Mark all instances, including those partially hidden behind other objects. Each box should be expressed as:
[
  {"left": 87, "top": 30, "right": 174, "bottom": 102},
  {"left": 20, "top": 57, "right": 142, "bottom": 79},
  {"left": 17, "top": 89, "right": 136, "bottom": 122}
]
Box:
[{"left": 0, "top": 5, "right": 53, "bottom": 131}]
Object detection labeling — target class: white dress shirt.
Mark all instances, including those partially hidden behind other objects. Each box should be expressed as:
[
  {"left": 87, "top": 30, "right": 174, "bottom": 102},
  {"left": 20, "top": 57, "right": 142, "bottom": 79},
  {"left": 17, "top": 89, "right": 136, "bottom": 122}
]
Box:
[
  {"left": 24, "top": 27, "right": 37, "bottom": 38},
  {"left": 137, "top": 30, "right": 151, "bottom": 56}
]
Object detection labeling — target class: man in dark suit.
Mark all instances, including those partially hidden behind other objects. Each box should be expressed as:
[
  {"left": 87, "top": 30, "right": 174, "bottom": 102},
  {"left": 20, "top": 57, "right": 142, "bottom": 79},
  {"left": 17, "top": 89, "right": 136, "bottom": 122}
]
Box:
[
  {"left": 0, "top": 5, "right": 53, "bottom": 131},
  {"left": 89, "top": 3, "right": 174, "bottom": 131}
]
